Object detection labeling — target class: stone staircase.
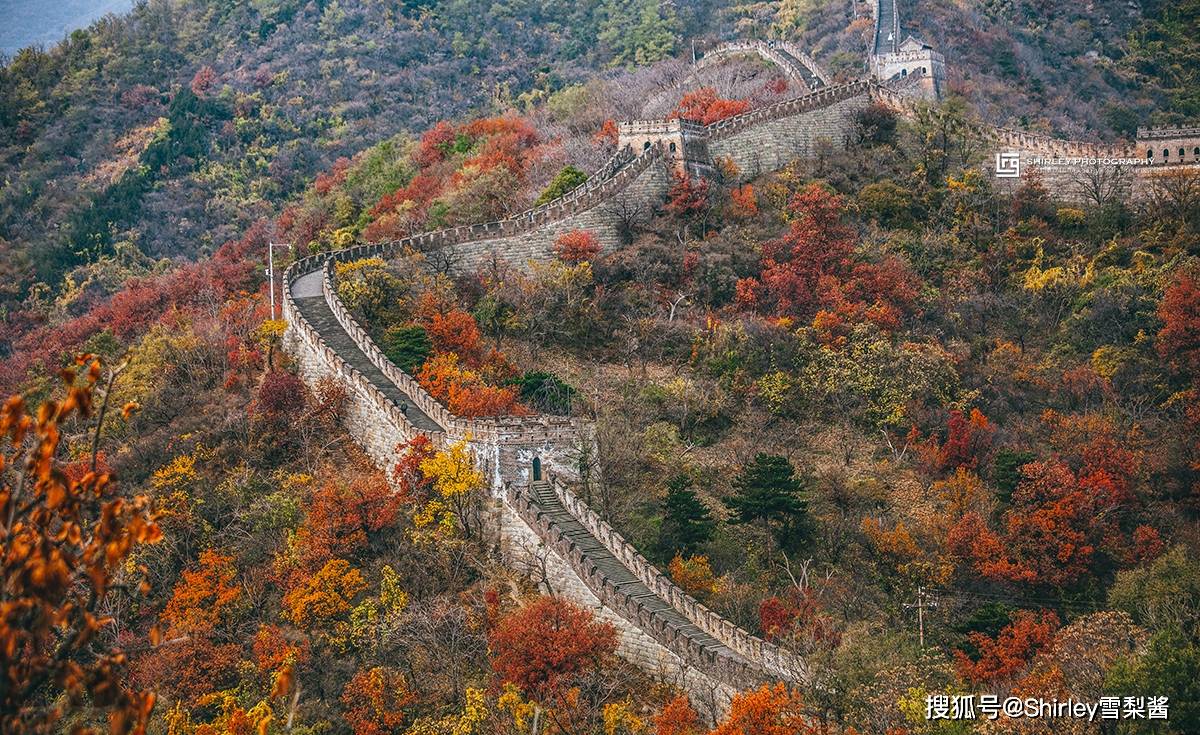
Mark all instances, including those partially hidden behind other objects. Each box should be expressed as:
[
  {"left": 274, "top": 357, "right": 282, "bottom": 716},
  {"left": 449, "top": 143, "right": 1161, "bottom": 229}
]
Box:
[{"left": 525, "top": 481, "right": 760, "bottom": 673}]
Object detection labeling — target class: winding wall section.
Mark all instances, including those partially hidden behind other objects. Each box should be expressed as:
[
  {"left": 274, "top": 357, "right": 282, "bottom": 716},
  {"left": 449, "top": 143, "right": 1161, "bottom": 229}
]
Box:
[{"left": 283, "top": 40, "right": 1196, "bottom": 715}]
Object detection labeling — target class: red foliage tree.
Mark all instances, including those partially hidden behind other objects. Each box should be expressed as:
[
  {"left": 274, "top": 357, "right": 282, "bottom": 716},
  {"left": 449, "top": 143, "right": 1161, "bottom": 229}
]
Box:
[
  {"left": 252, "top": 625, "right": 311, "bottom": 674},
  {"left": 554, "top": 229, "right": 602, "bottom": 263},
  {"left": 1157, "top": 266, "right": 1200, "bottom": 380},
  {"left": 416, "top": 121, "right": 457, "bottom": 167},
  {"left": 254, "top": 371, "right": 307, "bottom": 419},
  {"left": 394, "top": 435, "right": 436, "bottom": 500},
  {"left": 665, "top": 171, "right": 710, "bottom": 219},
  {"left": 954, "top": 610, "right": 1060, "bottom": 684},
  {"left": 488, "top": 596, "right": 616, "bottom": 699},
  {"left": 673, "top": 87, "right": 751, "bottom": 125},
  {"left": 950, "top": 458, "right": 1137, "bottom": 588},
  {"left": 923, "top": 408, "right": 996, "bottom": 473},
  {"left": 190, "top": 65, "right": 217, "bottom": 96},
  {"left": 738, "top": 184, "right": 918, "bottom": 330},
  {"left": 1, "top": 359, "right": 161, "bottom": 733}
]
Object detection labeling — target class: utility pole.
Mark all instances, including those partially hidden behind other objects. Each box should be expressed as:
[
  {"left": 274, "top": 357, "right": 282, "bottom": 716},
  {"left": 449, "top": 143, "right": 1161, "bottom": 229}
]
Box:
[
  {"left": 266, "top": 242, "right": 293, "bottom": 319},
  {"left": 904, "top": 585, "right": 938, "bottom": 649}
]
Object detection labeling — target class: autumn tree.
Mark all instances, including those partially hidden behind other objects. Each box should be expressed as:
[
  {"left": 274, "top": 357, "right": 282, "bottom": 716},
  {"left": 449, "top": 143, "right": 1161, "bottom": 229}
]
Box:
[
  {"left": 1157, "top": 265, "right": 1200, "bottom": 380},
  {"left": 664, "top": 170, "right": 711, "bottom": 233},
  {"left": 668, "top": 554, "right": 718, "bottom": 598},
  {"left": 954, "top": 610, "right": 1060, "bottom": 684},
  {"left": 282, "top": 559, "right": 367, "bottom": 631},
  {"left": 161, "top": 549, "right": 242, "bottom": 638},
  {"left": 710, "top": 683, "right": 815, "bottom": 735},
  {"left": 1, "top": 357, "right": 161, "bottom": 734},
  {"left": 416, "top": 438, "right": 486, "bottom": 539},
  {"left": 554, "top": 229, "right": 602, "bottom": 264},
  {"left": 341, "top": 667, "right": 415, "bottom": 735},
  {"left": 673, "top": 87, "right": 750, "bottom": 125},
  {"left": 736, "top": 183, "right": 918, "bottom": 330},
  {"left": 488, "top": 595, "right": 616, "bottom": 700},
  {"left": 652, "top": 695, "right": 702, "bottom": 735}
]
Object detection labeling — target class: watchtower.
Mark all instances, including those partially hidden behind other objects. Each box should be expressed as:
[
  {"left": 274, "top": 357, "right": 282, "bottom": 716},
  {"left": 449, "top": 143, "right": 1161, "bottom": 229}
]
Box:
[
  {"left": 870, "top": 0, "right": 945, "bottom": 100},
  {"left": 617, "top": 118, "right": 713, "bottom": 177}
]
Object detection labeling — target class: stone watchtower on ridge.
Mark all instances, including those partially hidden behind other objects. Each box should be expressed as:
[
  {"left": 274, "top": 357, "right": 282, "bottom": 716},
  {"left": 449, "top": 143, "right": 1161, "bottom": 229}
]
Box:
[
  {"left": 870, "top": 0, "right": 945, "bottom": 100},
  {"left": 617, "top": 118, "right": 714, "bottom": 177}
]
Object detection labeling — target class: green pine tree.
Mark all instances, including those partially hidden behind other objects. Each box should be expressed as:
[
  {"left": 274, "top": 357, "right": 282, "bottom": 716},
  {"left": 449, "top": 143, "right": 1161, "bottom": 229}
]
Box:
[
  {"left": 660, "top": 474, "right": 714, "bottom": 557},
  {"left": 724, "top": 454, "right": 811, "bottom": 552}
]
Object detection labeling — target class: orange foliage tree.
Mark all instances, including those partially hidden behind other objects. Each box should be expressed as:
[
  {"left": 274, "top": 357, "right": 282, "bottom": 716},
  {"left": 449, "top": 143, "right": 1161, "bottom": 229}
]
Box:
[
  {"left": 340, "top": 667, "right": 415, "bottom": 735},
  {"left": 729, "top": 184, "right": 758, "bottom": 218},
  {"left": 652, "top": 695, "right": 703, "bottom": 735},
  {"left": 955, "top": 610, "right": 1060, "bottom": 684},
  {"left": 488, "top": 596, "right": 616, "bottom": 699},
  {"left": 162, "top": 550, "right": 242, "bottom": 637},
  {"left": 673, "top": 87, "right": 751, "bottom": 125},
  {"left": 276, "top": 471, "right": 401, "bottom": 587},
  {"left": 282, "top": 559, "right": 366, "bottom": 628},
  {"left": 417, "top": 353, "right": 524, "bottom": 417},
  {"left": 1, "top": 357, "right": 161, "bottom": 734},
  {"left": 710, "top": 683, "right": 815, "bottom": 735}
]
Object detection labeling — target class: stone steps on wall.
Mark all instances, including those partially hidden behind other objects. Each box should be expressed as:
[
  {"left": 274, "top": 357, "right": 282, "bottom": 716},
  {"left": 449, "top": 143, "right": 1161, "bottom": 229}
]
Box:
[
  {"left": 293, "top": 294, "right": 442, "bottom": 433},
  {"left": 526, "top": 481, "right": 757, "bottom": 667}
]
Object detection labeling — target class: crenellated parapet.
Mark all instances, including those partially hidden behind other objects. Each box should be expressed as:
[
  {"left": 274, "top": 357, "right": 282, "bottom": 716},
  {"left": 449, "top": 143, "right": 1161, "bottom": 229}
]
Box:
[
  {"left": 695, "top": 39, "right": 830, "bottom": 91},
  {"left": 545, "top": 476, "right": 810, "bottom": 683}
]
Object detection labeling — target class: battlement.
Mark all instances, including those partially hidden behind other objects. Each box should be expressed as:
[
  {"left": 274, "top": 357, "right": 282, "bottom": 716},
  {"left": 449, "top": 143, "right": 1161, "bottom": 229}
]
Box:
[
  {"left": 695, "top": 39, "right": 830, "bottom": 90},
  {"left": 1138, "top": 125, "right": 1200, "bottom": 139},
  {"left": 706, "top": 80, "right": 874, "bottom": 140}
]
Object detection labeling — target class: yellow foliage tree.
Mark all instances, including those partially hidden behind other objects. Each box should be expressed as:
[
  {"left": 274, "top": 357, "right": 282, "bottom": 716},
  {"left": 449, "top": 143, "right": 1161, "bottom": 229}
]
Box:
[{"left": 415, "top": 439, "right": 484, "bottom": 539}]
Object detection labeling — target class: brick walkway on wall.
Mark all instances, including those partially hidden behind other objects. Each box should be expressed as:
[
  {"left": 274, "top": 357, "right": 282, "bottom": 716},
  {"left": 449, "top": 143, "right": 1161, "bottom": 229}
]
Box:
[{"left": 292, "top": 270, "right": 442, "bottom": 433}]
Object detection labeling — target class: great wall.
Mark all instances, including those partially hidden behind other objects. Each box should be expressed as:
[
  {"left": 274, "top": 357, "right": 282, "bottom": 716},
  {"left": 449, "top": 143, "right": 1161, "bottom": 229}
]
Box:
[{"left": 281, "top": 0, "right": 1198, "bottom": 718}]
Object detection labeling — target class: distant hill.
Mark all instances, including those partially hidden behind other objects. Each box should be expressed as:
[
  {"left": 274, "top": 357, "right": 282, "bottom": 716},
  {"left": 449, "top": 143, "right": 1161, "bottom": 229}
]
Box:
[{"left": 0, "top": 0, "right": 135, "bottom": 56}]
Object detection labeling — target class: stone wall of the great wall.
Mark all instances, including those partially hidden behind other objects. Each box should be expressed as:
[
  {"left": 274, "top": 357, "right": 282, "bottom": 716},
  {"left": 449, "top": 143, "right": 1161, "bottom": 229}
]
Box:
[{"left": 707, "top": 83, "right": 873, "bottom": 180}]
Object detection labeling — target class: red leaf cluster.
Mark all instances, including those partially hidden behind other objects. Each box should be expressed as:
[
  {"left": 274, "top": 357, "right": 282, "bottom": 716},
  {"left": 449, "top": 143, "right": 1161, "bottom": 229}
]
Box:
[
  {"left": 736, "top": 184, "right": 918, "bottom": 332},
  {"left": 488, "top": 596, "right": 617, "bottom": 698},
  {"left": 954, "top": 610, "right": 1060, "bottom": 684},
  {"left": 554, "top": 229, "right": 601, "bottom": 263},
  {"left": 673, "top": 87, "right": 751, "bottom": 125}
]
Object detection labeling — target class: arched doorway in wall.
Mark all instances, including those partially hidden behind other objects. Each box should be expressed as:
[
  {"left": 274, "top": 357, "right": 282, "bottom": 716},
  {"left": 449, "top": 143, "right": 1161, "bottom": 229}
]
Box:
[{"left": 532, "top": 457, "right": 542, "bottom": 482}]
